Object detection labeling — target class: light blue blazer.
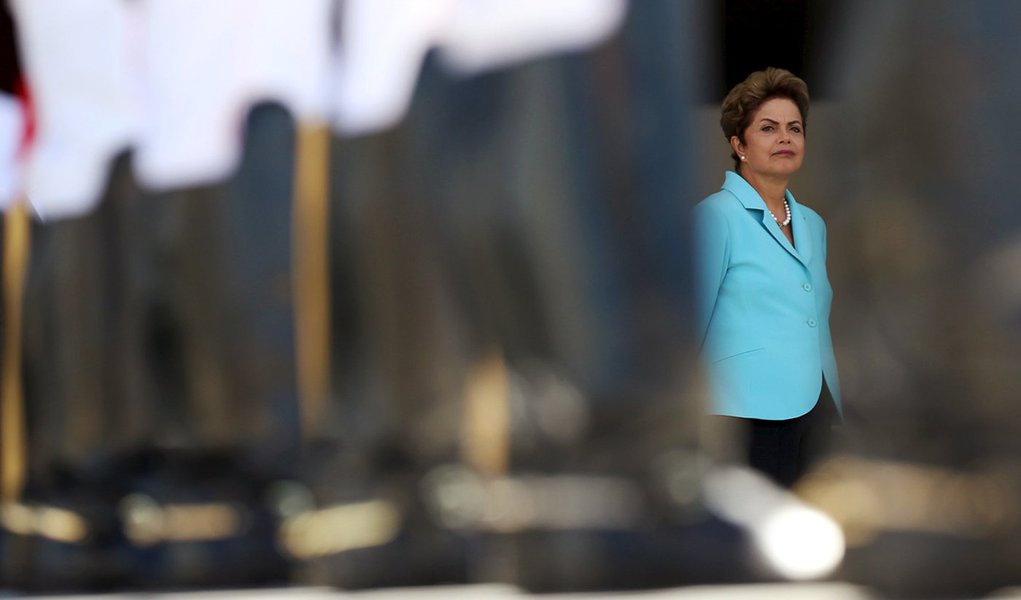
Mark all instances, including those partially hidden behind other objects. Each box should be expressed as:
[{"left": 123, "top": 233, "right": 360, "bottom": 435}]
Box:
[{"left": 694, "top": 171, "right": 842, "bottom": 420}]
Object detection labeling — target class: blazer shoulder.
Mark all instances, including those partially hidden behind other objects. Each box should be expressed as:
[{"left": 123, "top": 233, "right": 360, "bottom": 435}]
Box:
[
  {"left": 693, "top": 192, "right": 738, "bottom": 239},
  {"left": 695, "top": 189, "right": 742, "bottom": 217}
]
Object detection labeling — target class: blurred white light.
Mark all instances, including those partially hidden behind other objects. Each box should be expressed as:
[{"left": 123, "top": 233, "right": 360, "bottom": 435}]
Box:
[
  {"left": 704, "top": 466, "right": 846, "bottom": 581},
  {"left": 756, "top": 503, "right": 845, "bottom": 580}
]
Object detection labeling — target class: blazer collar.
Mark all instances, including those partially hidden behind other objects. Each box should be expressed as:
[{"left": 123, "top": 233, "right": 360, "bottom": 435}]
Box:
[{"left": 721, "top": 171, "right": 813, "bottom": 267}]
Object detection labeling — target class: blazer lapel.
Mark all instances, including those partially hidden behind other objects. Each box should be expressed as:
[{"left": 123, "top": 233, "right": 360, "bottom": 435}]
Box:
[
  {"left": 788, "top": 191, "right": 813, "bottom": 265},
  {"left": 761, "top": 210, "right": 804, "bottom": 265},
  {"left": 721, "top": 171, "right": 810, "bottom": 268}
]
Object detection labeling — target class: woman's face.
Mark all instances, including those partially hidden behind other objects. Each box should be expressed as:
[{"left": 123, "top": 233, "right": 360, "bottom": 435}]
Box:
[{"left": 731, "top": 97, "right": 805, "bottom": 179}]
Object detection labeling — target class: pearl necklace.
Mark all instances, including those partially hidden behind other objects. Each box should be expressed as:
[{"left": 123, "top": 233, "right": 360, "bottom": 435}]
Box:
[{"left": 768, "top": 199, "right": 792, "bottom": 227}]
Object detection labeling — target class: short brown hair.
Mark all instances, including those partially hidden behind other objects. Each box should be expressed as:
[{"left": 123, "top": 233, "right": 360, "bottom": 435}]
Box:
[{"left": 720, "top": 67, "right": 810, "bottom": 171}]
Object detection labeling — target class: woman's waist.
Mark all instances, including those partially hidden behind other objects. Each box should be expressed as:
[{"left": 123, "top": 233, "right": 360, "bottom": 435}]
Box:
[{"left": 701, "top": 329, "right": 829, "bottom": 363}]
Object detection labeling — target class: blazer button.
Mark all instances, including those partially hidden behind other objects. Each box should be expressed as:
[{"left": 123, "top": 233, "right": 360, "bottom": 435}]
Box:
[
  {"left": 802, "top": 283, "right": 813, "bottom": 292},
  {"left": 807, "top": 319, "right": 817, "bottom": 327}
]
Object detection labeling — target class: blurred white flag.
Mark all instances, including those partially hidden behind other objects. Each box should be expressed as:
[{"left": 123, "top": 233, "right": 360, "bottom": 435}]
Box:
[
  {"left": 0, "top": 92, "right": 24, "bottom": 210},
  {"left": 135, "top": 0, "right": 333, "bottom": 190},
  {"left": 9, "top": 0, "right": 627, "bottom": 217},
  {"left": 330, "top": 0, "right": 458, "bottom": 136},
  {"left": 438, "top": 0, "right": 627, "bottom": 75},
  {"left": 331, "top": 0, "right": 626, "bottom": 135},
  {"left": 10, "top": 0, "right": 137, "bottom": 219}
]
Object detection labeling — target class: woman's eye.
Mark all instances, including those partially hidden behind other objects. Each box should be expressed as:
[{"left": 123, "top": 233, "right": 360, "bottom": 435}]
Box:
[
  {"left": 791, "top": 126, "right": 802, "bottom": 133},
  {"left": 762, "top": 125, "right": 774, "bottom": 132}
]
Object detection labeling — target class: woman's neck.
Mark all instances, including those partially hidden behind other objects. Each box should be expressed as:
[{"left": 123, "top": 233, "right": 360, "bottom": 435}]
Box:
[{"left": 739, "top": 169, "right": 790, "bottom": 214}]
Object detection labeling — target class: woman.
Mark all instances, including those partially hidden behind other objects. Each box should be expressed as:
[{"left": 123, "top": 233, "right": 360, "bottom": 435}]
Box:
[{"left": 694, "top": 67, "right": 841, "bottom": 488}]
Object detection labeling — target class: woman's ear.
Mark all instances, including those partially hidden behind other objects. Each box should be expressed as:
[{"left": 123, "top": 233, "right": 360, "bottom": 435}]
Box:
[{"left": 729, "top": 135, "right": 745, "bottom": 160}]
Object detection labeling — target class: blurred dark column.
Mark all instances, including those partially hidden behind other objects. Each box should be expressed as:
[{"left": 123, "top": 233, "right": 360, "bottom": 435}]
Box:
[
  {"left": 800, "top": 1, "right": 1021, "bottom": 596},
  {"left": 304, "top": 2, "right": 725, "bottom": 592},
  {"left": 21, "top": 104, "right": 300, "bottom": 483},
  {"left": 825, "top": 0, "right": 1021, "bottom": 470},
  {"left": 11, "top": 105, "right": 298, "bottom": 590},
  {"left": 407, "top": 0, "right": 704, "bottom": 462}
]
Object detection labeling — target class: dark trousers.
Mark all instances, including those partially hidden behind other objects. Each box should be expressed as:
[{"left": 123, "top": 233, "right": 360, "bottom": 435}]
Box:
[{"left": 720, "top": 383, "right": 836, "bottom": 488}]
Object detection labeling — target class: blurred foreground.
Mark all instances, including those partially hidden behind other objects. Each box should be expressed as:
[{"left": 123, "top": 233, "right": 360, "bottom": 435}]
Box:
[
  {"left": 0, "top": 583, "right": 874, "bottom": 600},
  {"left": 5, "top": 1, "right": 1021, "bottom": 598}
]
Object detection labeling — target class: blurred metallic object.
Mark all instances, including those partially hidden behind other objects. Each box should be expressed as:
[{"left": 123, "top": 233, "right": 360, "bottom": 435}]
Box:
[
  {"left": 293, "top": 123, "right": 333, "bottom": 439},
  {"left": 422, "top": 465, "right": 644, "bottom": 533},
  {"left": 0, "top": 501, "right": 88, "bottom": 544},
  {"left": 279, "top": 498, "right": 401, "bottom": 560},
  {"left": 1, "top": 201, "right": 29, "bottom": 505},
  {"left": 285, "top": 464, "right": 471, "bottom": 589},
  {"left": 461, "top": 350, "right": 511, "bottom": 476},
  {"left": 119, "top": 494, "right": 245, "bottom": 547}
]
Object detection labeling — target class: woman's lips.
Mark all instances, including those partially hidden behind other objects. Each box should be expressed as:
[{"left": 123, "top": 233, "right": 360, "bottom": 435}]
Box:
[{"left": 773, "top": 150, "right": 795, "bottom": 157}]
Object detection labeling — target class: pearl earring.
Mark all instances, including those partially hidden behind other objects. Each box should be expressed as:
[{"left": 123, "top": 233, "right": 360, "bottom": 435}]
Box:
[{"left": 740, "top": 155, "right": 746, "bottom": 160}]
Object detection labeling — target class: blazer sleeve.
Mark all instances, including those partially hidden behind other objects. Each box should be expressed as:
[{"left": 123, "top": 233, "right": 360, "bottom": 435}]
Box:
[
  {"left": 820, "top": 215, "right": 828, "bottom": 262},
  {"left": 693, "top": 200, "right": 730, "bottom": 349}
]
